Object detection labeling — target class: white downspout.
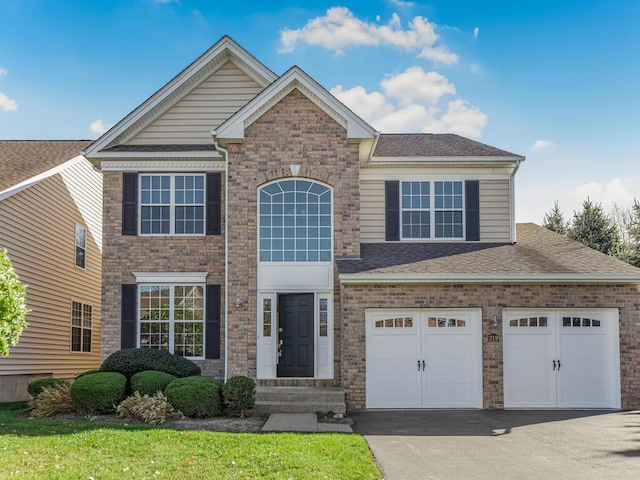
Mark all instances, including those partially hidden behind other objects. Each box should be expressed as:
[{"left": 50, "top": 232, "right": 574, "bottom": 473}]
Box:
[{"left": 211, "top": 130, "right": 229, "bottom": 382}]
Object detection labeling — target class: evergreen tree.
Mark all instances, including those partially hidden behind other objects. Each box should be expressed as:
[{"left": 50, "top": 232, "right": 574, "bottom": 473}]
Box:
[
  {"left": 628, "top": 200, "right": 640, "bottom": 267},
  {"left": 542, "top": 201, "right": 568, "bottom": 235},
  {"left": 568, "top": 198, "right": 620, "bottom": 255}
]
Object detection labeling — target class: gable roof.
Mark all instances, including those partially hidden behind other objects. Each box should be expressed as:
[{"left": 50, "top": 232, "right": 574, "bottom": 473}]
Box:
[
  {"left": 215, "top": 66, "right": 376, "bottom": 143},
  {"left": 84, "top": 36, "right": 278, "bottom": 159},
  {"left": 0, "top": 140, "right": 92, "bottom": 192},
  {"left": 374, "top": 133, "right": 521, "bottom": 158},
  {"left": 337, "top": 223, "right": 640, "bottom": 283}
]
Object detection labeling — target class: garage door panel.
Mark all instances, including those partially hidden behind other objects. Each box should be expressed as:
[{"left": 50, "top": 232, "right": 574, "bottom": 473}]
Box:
[
  {"left": 503, "top": 333, "right": 553, "bottom": 359},
  {"left": 504, "top": 309, "right": 619, "bottom": 409},
  {"left": 366, "top": 309, "right": 482, "bottom": 409}
]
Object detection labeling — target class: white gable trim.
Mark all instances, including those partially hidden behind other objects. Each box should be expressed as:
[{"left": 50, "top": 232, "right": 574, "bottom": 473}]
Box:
[
  {"left": 100, "top": 160, "right": 226, "bottom": 172},
  {"left": 216, "top": 66, "right": 376, "bottom": 143},
  {"left": 0, "top": 155, "right": 86, "bottom": 202},
  {"left": 83, "top": 36, "right": 277, "bottom": 158}
]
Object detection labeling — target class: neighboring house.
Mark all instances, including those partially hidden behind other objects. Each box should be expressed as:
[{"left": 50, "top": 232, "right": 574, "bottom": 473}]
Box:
[
  {"left": 0, "top": 141, "right": 102, "bottom": 401},
  {"left": 84, "top": 36, "right": 640, "bottom": 411}
]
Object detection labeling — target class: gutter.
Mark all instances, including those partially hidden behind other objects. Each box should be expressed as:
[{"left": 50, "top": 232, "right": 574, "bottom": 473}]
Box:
[
  {"left": 338, "top": 273, "right": 640, "bottom": 285},
  {"left": 211, "top": 130, "right": 229, "bottom": 382}
]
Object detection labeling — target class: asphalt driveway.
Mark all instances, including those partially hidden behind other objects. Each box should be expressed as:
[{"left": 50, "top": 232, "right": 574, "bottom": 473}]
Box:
[{"left": 351, "top": 410, "right": 640, "bottom": 480}]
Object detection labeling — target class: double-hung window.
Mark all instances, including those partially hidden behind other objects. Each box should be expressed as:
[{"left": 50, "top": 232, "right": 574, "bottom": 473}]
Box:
[
  {"left": 140, "top": 174, "right": 205, "bottom": 235},
  {"left": 138, "top": 284, "right": 204, "bottom": 358},
  {"left": 401, "top": 181, "right": 464, "bottom": 239},
  {"left": 71, "top": 301, "right": 92, "bottom": 352}
]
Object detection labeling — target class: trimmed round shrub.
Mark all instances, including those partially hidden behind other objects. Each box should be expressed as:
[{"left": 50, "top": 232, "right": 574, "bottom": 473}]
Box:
[
  {"left": 75, "top": 369, "right": 101, "bottom": 380},
  {"left": 28, "top": 378, "right": 70, "bottom": 398},
  {"left": 164, "top": 376, "right": 223, "bottom": 418},
  {"left": 70, "top": 372, "right": 127, "bottom": 413},
  {"left": 130, "top": 370, "right": 177, "bottom": 396},
  {"left": 100, "top": 348, "right": 201, "bottom": 378},
  {"left": 222, "top": 376, "right": 256, "bottom": 418}
]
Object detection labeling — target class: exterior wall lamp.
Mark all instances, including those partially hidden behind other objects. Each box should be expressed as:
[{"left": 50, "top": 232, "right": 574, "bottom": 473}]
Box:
[
  {"left": 488, "top": 315, "right": 500, "bottom": 328},
  {"left": 233, "top": 297, "right": 243, "bottom": 308}
]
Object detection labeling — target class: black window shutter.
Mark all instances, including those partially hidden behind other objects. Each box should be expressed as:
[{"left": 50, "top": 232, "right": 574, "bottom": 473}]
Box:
[
  {"left": 465, "top": 180, "right": 480, "bottom": 241},
  {"left": 121, "top": 284, "right": 137, "bottom": 349},
  {"left": 205, "top": 284, "right": 221, "bottom": 359},
  {"left": 122, "top": 173, "right": 138, "bottom": 236},
  {"left": 206, "top": 172, "right": 221, "bottom": 235},
  {"left": 385, "top": 180, "right": 400, "bottom": 241}
]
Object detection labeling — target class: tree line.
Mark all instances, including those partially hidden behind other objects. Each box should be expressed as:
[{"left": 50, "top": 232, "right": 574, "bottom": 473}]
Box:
[{"left": 542, "top": 198, "right": 640, "bottom": 267}]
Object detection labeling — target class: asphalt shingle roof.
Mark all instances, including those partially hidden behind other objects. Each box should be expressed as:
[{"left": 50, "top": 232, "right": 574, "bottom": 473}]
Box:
[
  {"left": 337, "top": 223, "right": 640, "bottom": 277},
  {"left": 373, "top": 133, "right": 522, "bottom": 158},
  {"left": 0, "top": 140, "right": 92, "bottom": 192}
]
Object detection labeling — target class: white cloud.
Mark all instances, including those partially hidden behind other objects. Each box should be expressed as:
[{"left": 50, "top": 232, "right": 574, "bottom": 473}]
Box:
[
  {"left": 473, "top": 27, "right": 479, "bottom": 39},
  {"left": 0, "top": 67, "right": 7, "bottom": 77},
  {"left": 380, "top": 66, "right": 455, "bottom": 105},
  {"left": 153, "top": 0, "right": 178, "bottom": 3},
  {"left": 389, "top": 0, "right": 416, "bottom": 7},
  {"left": 567, "top": 178, "right": 634, "bottom": 212},
  {"left": 417, "top": 45, "right": 459, "bottom": 65},
  {"left": 0, "top": 92, "right": 18, "bottom": 112},
  {"left": 376, "top": 15, "right": 381, "bottom": 22},
  {"left": 530, "top": 139, "right": 558, "bottom": 151},
  {"left": 90, "top": 119, "right": 113, "bottom": 135},
  {"left": 470, "top": 63, "right": 483, "bottom": 74},
  {"left": 330, "top": 67, "right": 487, "bottom": 137},
  {"left": 279, "top": 7, "right": 444, "bottom": 58}
]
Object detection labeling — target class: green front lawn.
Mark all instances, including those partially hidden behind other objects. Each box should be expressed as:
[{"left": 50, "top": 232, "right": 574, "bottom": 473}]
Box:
[{"left": 0, "top": 403, "right": 381, "bottom": 479}]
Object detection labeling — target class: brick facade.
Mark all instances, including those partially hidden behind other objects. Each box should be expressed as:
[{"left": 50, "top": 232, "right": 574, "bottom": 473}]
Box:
[
  {"left": 101, "top": 171, "right": 226, "bottom": 378},
  {"left": 225, "top": 89, "right": 360, "bottom": 385},
  {"left": 341, "top": 283, "right": 640, "bottom": 410}
]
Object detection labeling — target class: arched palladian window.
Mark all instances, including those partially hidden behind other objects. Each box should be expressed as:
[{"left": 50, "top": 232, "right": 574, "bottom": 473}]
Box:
[{"left": 259, "top": 179, "right": 332, "bottom": 262}]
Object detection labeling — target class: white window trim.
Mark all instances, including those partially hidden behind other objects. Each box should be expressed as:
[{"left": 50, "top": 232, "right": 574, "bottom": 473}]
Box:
[
  {"left": 257, "top": 178, "right": 334, "bottom": 263},
  {"left": 137, "top": 283, "right": 206, "bottom": 360},
  {"left": 70, "top": 300, "right": 93, "bottom": 354},
  {"left": 133, "top": 272, "right": 208, "bottom": 284},
  {"left": 138, "top": 173, "right": 206, "bottom": 237},
  {"left": 74, "top": 223, "right": 87, "bottom": 269},
  {"left": 400, "top": 180, "right": 466, "bottom": 241}
]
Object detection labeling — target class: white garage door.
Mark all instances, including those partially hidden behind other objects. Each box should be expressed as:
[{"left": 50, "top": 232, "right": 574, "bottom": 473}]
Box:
[
  {"left": 503, "top": 309, "right": 620, "bottom": 409},
  {"left": 366, "top": 309, "right": 482, "bottom": 408}
]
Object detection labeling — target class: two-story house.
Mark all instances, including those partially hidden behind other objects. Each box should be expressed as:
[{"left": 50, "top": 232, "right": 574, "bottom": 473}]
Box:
[
  {"left": 84, "top": 36, "right": 640, "bottom": 411},
  {"left": 0, "top": 141, "right": 102, "bottom": 401}
]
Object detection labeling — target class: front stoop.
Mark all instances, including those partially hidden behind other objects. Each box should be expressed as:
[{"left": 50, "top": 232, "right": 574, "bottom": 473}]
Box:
[{"left": 253, "top": 386, "right": 347, "bottom": 414}]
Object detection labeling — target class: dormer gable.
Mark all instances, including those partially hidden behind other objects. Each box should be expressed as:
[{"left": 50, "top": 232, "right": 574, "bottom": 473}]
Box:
[{"left": 215, "top": 66, "right": 376, "bottom": 145}]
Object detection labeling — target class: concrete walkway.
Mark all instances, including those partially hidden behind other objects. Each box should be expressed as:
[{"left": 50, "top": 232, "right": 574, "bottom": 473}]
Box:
[
  {"left": 352, "top": 410, "right": 640, "bottom": 480},
  {"left": 261, "top": 413, "right": 353, "bottom": 433}
]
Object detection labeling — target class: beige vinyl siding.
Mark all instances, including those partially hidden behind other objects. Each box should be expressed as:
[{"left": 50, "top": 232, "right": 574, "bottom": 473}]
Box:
[
  {"left": 360, "top": 178, "right": 512, "bottom": 243},
  {"left": 0, "top": 159, "right": 102, "bottom": 377},
  {"left": 360, "top": 180, "right": 386, "bottom": 243},
  {"left": 479, "top": 179, "right": 511, "bottom": 242},
  {"left": 129, "top": 62, "right": 263, "bottom": 145}
]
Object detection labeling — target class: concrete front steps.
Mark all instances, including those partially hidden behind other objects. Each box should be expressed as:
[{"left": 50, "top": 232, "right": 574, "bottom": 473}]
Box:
[{"left": 253, "top": 386, "right": 346, "bottom": 415}]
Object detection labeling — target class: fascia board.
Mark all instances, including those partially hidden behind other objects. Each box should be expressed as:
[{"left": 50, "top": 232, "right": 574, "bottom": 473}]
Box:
[
  {"left": 84, "top": 37, "right": 277, "bottom": 158},
  {"left": 0, "top": 155, "right": 85, "bottom": 202},
  {"left": 216, "top": 67, "right": 376, "bottom": 142},
  {"left": 339, "top": 273, "right": 640, "bottom": 284},
  {"left": 88, "top": 150, "right": 222, "bottom": 159},
  {"left": 371, "top": 155, "right": 525, "bottom": 163}
]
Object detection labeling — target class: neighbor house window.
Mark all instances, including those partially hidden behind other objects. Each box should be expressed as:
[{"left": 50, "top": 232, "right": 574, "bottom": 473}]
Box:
[
  {"left": 401, "top": 181, "right": 463, "bottom": 239},
  {"left": 258, "top": 179, "right": 332, "bottom": 262},
  {"left": 140, "top": 174, "right": 205, "bottom": 235},
  {"left": 71, "top": 301, "right": 92, "bottom": 352},
  {"left": 75, "top": 224, "right": 86, "bottom": 268},
  {"left": 138, "top": 284, "right": 204, "bottom": 358}
]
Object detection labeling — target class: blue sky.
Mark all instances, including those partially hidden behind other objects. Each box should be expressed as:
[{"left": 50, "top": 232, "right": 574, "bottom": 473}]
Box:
[{"left": 0, "top": 0, "right": 638, "bottom": 223}]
